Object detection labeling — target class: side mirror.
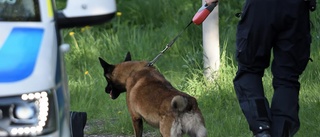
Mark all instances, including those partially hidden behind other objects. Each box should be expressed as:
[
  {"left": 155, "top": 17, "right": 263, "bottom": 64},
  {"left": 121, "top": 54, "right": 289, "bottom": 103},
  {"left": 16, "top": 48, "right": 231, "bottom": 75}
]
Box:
[{"left": 56, "top": 0, "right": 116, "bottom": 28}]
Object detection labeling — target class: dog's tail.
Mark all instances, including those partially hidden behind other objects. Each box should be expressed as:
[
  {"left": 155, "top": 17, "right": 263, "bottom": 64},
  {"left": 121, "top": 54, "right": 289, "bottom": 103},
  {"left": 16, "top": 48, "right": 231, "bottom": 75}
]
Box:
[{"left": 171, "top": 95, "right": 188, "bottom": 112}]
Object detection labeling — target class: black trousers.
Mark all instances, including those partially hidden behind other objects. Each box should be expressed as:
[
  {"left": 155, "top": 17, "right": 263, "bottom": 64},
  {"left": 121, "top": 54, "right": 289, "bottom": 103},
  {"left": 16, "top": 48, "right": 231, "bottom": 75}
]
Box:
[{"left": 233, "top": 0, "right": 311, "bottom": 136}]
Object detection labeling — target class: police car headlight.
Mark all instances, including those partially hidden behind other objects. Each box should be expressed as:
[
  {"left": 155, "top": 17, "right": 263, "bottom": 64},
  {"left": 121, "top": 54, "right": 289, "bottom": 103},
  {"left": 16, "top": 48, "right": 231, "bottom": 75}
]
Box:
[
  {"left": 5, "top": 90, "right": 57, "bottom": 136},
  {"left": 14, "top": 104, "right": 36, "bottom": 120}
]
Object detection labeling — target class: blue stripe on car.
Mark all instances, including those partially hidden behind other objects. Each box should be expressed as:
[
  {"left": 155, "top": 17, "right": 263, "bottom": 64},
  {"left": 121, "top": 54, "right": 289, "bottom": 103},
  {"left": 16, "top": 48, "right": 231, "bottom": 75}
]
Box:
[{"left": 0, "top": 27, "right": 44, "bottom": 82}]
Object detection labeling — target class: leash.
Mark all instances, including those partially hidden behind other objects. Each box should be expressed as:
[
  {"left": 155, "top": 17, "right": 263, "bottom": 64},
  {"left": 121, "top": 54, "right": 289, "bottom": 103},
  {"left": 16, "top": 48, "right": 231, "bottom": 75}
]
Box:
[
  {"left": 147, "top": 2, "right": 218, "bottom": 67},
  {"left": 147, "top": 21, "right": 193, "bottom": 66}
]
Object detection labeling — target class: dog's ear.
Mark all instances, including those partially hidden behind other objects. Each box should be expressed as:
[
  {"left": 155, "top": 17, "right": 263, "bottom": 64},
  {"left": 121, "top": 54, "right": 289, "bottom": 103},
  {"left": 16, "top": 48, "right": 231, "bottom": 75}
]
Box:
[
  {"left": 98, "top": 57, "right": 114, "bottom": 72},
  {"left": 124, "top": 52, "right": 131, "bottom": 62}
]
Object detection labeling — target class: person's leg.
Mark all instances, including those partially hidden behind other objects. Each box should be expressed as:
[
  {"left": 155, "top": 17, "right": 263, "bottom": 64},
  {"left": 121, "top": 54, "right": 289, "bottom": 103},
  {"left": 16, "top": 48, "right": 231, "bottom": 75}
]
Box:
[
  {"left": 271, "top": 0, "right": 311, "bottom": 136},
  {"left": 233, "top": 0, "right": 276, "bottom": 135},
  {"left": 271, "top": 38, "right": 310, "bottom": 137},
  {"left": 234, "top": 70, "right": 272, "bottom": 135}
]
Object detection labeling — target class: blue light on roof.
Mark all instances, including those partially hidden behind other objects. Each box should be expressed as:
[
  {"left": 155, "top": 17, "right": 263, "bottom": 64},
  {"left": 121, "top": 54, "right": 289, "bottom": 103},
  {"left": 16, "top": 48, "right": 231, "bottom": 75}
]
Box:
[{"left": 0, "top": 27, "right": 44, "bottom": 82}]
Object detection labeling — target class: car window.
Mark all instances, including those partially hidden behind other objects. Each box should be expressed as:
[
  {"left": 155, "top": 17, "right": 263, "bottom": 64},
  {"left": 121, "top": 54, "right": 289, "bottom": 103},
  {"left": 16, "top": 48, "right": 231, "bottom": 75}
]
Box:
[{"left": 0, "top": 0, "right": 40, "bottom": 21}]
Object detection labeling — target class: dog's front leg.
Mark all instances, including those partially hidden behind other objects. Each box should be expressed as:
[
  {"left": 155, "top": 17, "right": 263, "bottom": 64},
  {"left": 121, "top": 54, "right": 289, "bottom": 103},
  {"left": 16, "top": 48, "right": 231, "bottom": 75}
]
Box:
[{"left": 132, "top": 117, "right": 143, "bottom": 137}]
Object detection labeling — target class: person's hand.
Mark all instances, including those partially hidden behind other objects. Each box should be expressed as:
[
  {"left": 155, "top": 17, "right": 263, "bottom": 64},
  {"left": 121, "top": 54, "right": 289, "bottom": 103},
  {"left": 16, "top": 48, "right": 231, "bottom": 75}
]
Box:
[{"left": 205, "top": 0, "right": 218, "bottom": 5}]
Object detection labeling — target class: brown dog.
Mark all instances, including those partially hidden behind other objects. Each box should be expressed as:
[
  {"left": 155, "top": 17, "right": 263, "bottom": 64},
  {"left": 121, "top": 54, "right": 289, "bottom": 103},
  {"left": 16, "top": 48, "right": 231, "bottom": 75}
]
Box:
[{"left": 98, "top": 52, "right": 207, "bottom": 137}]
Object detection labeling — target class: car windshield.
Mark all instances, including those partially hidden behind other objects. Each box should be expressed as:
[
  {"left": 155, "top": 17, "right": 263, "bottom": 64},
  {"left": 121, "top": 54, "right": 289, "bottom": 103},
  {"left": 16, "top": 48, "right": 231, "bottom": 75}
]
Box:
[{"left": 0, "top": 0, "right": 40, "bottom": 21}]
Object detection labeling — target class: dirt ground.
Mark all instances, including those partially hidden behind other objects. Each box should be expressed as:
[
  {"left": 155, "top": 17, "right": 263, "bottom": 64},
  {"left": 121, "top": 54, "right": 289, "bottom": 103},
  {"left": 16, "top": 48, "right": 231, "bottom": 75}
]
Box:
[
  {"left": 84, "top": 123, "right": 158, "bottom": 137},
  {"left": 83, "top": 123, "right": 134, "bottom": 137},
  {"left": 84, "top": 133, "right": 157, "bottom": 137},
  {"left": 84, "top": 132, "right": 158, "bottom": 137},
  {"left": 84, "top": 134, "right": 134, "bottom": 137}
]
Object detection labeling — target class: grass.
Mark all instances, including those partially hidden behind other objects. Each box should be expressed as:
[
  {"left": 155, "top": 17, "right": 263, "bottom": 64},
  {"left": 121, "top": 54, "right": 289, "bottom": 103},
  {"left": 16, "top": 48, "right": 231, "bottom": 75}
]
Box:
[{"left": 56, "top": 0, "right": 320, "bottom": 136}]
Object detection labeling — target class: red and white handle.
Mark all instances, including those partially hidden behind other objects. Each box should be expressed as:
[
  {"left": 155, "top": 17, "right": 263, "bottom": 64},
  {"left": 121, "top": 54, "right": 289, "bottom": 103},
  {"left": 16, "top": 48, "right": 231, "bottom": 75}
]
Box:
[{"left": 192, "top": 2, "right": 218, "bottom": 25}]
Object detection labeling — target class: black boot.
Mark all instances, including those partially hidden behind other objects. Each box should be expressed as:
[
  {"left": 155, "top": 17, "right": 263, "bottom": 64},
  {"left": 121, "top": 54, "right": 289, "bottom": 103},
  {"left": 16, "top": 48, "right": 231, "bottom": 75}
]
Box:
[
  {"left": 253, "top": 122, "right": 271, "bottom": 137},
  {"left": 254, "top": 130, "right": 271, "bottom": 137}
]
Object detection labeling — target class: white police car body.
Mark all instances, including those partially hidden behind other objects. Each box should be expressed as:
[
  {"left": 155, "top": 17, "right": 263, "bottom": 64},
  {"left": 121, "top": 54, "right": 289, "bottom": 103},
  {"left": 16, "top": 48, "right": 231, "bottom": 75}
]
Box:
[{"left": 0, "top": 0, "right": 116, "bottom": 136}]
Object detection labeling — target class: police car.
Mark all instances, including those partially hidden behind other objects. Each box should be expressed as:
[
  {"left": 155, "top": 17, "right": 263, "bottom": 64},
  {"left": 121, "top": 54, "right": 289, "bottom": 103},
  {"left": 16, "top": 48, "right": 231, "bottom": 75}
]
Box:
[{"left": 0, "top": 0, "right": 116, "bottom": 136}]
